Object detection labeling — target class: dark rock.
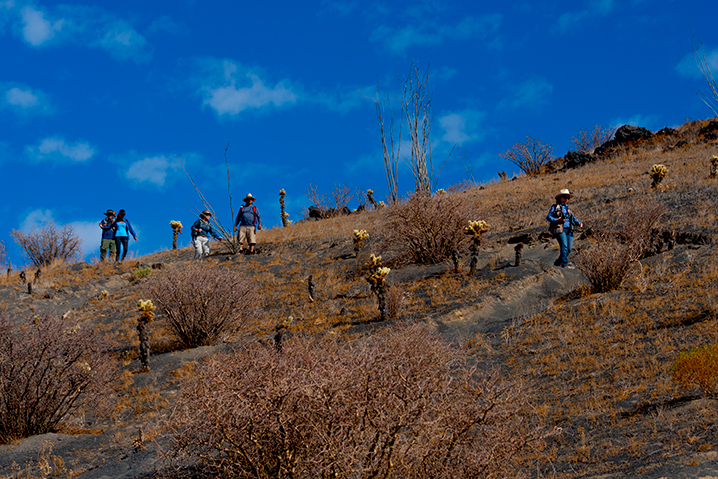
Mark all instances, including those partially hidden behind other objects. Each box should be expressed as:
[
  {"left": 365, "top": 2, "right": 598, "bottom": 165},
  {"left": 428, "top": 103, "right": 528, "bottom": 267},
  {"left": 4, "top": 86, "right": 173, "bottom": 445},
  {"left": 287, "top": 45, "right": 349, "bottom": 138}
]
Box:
[
  {"left": 508, "top": 233, "right": 534, "bottom": 245},
  {"left": 150, "top": 263, "right": 164, "bottom": 270},
  {"left": 70, "top": 262, "right": 93, "bottom": 272},
  {"left": 563, "top": 151, "right": 595, "bottom": 170},
  {"left": 699, "top": 120, "right": 718, "bottom": 136},
  {"left": 667, "top": 140, "right": 689, "bottom": 150},
  {"left": 704, "top": 132, "right": 718, "bottom": 141},
  {"left": 675, "top": 231, "right": 712, "bottom": 245},
  {"left": 308, "top": 206, "right": 324, "bottom": 220},
  {"left": 655, "top": 127, "right": 677, "bottom": 136},
  {"left": 594, "top": 139, "right": 619, "bottom": 158},
  {"left": 615, "top": 125, "right": 653, "bottom": 144}
]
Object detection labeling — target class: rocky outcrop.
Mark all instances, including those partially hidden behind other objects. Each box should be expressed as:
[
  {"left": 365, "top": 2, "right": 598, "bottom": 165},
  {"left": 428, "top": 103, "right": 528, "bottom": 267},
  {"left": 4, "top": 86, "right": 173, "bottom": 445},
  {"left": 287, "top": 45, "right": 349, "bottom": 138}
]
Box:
[
  {"left": 562, "top": 151, "right": 595, "bottom": 170},
  {"left": 614, "top": 125, "right": 653, "bottom": 143}
]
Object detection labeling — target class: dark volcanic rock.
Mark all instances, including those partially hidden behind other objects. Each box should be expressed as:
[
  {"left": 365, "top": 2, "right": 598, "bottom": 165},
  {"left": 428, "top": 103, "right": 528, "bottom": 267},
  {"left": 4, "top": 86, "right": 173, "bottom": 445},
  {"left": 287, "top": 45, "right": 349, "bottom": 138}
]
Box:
[
  {"left": 655, "top": 127, "right": 677, "bottom": 136},
  {"left": 699, "top": 120, "right": 718, "bottom": 136},
  {"left": 562, "top": 151, "right": 595, "bottom": 170},
  {"left": 614, "top": 125, "right": 653, "bottom": 144}
]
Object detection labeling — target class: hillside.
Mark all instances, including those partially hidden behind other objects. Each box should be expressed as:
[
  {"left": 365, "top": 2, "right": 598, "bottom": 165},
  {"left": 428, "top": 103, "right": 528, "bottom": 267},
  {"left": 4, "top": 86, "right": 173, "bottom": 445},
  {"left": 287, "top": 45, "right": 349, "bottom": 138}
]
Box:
[{"left": 2, "top": 119, "right": 718, "bottom": 478}]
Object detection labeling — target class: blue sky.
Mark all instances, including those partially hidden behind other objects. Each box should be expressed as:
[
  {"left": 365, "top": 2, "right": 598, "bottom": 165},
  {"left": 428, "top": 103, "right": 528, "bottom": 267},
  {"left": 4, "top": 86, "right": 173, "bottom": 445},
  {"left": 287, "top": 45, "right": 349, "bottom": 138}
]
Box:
[{"left": 1, "top": 0, "right": 717, "bottom": 265}]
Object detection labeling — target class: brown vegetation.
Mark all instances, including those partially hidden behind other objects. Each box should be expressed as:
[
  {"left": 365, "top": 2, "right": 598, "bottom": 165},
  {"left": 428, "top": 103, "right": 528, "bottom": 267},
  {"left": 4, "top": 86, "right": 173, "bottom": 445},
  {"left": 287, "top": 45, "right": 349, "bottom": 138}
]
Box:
[{"left": 11, "top": 222, "right": 82, "bottom": 267}]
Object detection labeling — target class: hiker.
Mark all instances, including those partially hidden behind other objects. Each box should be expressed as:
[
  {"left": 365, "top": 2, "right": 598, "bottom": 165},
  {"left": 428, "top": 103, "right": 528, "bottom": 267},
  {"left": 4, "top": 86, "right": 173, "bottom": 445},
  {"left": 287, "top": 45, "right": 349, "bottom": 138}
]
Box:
[
  {"left": 234, "top": 193, "right": 262, "bottom": 254},
  {"left": 99, "top": 209, "right": 117, "bottom": 261},
  {"left": 191, "top": 210, "right": 223, "bottom": 260},
  {"left": 113, "top": 209, "right": 138, "bottom": 262},
  {"left": 547, "top": 189, "right": 583, "bottom": 269}
]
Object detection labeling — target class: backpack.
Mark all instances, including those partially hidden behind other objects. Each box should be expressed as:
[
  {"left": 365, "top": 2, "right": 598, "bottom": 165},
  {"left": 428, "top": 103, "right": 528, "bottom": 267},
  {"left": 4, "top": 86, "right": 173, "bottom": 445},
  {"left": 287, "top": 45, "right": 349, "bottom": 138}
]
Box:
[{"left": 548, "top": 203, "right": 572, "bottom": 234}]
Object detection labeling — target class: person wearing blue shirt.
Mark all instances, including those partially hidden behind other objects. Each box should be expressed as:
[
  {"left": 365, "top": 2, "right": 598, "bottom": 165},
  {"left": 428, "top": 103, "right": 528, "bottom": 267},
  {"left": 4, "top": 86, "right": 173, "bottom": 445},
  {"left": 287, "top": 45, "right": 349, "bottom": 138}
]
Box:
[
  {"left": 547, "top": 189, "right": 583, "bottom": 269},
  {"left": 191, "top": 210, "right": 223, "bottom": 260},
  {"left": 234, "top": 193, "right": 262, "bottom": 255},
  {"left": 98, "top": 209, "right": 117, "bottom": 261},
  {"left": 112, "top": 209, "right": 138, "bottom": 262}
]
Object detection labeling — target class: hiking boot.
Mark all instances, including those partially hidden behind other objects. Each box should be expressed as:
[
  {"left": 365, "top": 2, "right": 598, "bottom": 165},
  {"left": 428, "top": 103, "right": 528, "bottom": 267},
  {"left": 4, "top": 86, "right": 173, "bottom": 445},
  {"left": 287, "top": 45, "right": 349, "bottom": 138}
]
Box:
[{"left": 562, "top": 264, "right": 575, "bottom": 269}]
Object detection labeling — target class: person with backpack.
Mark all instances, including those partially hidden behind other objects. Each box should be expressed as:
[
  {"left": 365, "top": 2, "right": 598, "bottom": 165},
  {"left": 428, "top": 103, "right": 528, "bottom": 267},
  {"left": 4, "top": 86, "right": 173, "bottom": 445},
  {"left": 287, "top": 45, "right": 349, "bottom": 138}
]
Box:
[
  {"left": 234, "top": 193, "right": 262, "bottom": 254},
  {"left": 191, "top": 210, "right": 223, "bottom": 260},
  {"left": 99, "top": 209, "right": 117, "bottom": 261},
  {"left": 113, "top": 209, "right": 138, "bottom": 262},
  {"left": 546, "top": 189, "right": 583, "bottom": 269}
]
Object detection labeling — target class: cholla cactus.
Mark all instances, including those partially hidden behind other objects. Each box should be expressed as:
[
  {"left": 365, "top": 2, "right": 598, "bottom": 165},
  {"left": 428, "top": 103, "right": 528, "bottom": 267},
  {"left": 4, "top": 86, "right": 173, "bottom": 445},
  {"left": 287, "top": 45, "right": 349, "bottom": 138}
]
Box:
[
  {"left": 464, "top": 220, "right": 490, "bottom": 238},
  {"left": 710, "top": 156, "right": 718, "bottom": 179},
  {"left": 101, "top": 290, "right": 109, "bottom": 299},
  {"left": 170, "top": 221, "right": 183, "bottom": 250},
  {"left": 465, "top": 220, "right": 490, "bottom": 275},
  {"left": 367, "top": 266, "right": 391, "bottom": 285},
  {"left": 353, "top": 229, "right": 369, "bottom": 257},
  {"left": 274, "top": 315, "right": 293, "bottom": 352},
  {"left": 366, "top": 254, "right": 391, "bottom": 321},
  {"left": 377, "top": 201, "right": 386, "bottom": 208},
  {"left": 436, "top": 188, "right": 446, "bottom": 195},
  {"left": 650, "top": 164, "right": 668, "bottom": 189},
  {"left": 279, "top": 189, "right": 290, "bottom": 227},
  {"left": 366, "top": 189, "right": 378, "bottom": 209},
  {"left": 137, "top": 299, "right": 156, "bottom": 371}
]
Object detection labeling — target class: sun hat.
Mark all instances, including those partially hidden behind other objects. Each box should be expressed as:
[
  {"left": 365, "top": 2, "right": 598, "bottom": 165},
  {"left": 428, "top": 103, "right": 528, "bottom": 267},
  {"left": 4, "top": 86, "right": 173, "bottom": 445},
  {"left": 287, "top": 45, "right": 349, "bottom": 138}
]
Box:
[
  {"left": 103, "top": 209, "right": 115, "bottom": 216},
  {"left": 201, "top": 210, "right": 212, "bottom": 217},
  {"left": 555, "top": 189, "right": 573, "bottom": 200},
  {"left": 243, "top": 193, "right": 256, "bottom": 202}
]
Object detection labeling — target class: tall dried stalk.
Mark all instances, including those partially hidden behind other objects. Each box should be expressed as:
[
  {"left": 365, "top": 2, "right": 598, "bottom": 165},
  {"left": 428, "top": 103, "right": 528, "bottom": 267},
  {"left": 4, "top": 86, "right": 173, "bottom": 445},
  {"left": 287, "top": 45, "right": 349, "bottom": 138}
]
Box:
[
  {"left": 693, "top": 35, "right": 718, "bottom": 116},
  {"left": 176, "top": 140, "right": 239, "bottom": 254},
  {"left": 362, "top": 85, "right": 401, "bottom": 203}
]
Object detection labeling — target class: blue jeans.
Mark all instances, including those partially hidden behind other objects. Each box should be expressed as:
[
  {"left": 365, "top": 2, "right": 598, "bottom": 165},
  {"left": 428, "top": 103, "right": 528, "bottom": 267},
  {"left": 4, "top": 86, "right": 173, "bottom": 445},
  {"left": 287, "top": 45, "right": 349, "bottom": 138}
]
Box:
[
  {"left": 554, "top": 230, "right": 574, "bottom": 267},
  {"left": 115, "top": 236, "right": 129, "bottom": 261}
]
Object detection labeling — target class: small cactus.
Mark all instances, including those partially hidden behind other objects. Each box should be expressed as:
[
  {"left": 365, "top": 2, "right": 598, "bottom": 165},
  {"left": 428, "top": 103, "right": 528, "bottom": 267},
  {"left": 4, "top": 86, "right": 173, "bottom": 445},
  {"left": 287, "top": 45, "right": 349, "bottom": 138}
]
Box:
[
  {"left": 465, "top": 220, "right": 490, "bottom": 275},
  {"left": 352, "top": 229, "right": 369, "bottom": 257},
  {"left": 366, "top": 254, "right": 391, "bottom": 321},
  {"left": 137, "top": 299, "right": 156, "bottom": 371},
  {"left": 710, "top": 155, "right": 718, "bottom": 179},
  {"left": 170, "top": 221, "right": 183, "bottom": 250},
  {"left": 650, "top": 164, "right": 668, "bottom": 189},
  {"left": 366, "top": 189, "right": 378, "bottom": 209},
  {"left": 279, "top": 189, "right": 290, "bottom": 227}
]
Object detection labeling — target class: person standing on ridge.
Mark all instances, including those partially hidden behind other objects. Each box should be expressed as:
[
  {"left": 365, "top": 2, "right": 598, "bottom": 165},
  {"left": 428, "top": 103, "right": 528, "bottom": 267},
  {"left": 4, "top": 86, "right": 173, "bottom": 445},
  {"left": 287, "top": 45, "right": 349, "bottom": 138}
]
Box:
[
  {"left": 99, "top": 209, "right": 117, "bottom": 261},
  {"left": 234, "top": 193, "right": 262, "bottom": 254},
  {"left": 191, "top": 210, "right": 223, "bottom": 260},
  {"left": 546, "top": 189, "right": 583, "bottom": 269},
  {"left": 113, "top": 209, "right": 138, "bottom": 262}
]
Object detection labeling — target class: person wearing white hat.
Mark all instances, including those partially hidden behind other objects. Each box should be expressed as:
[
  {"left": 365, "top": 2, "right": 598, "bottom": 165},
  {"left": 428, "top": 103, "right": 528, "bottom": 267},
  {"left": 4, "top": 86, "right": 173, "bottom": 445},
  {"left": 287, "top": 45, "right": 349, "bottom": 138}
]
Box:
[
  {"left": 546, "top": 189, "right": 583, "bottom": 269},
  {"left": 191, "top": 210, "right": 223, "bottom": 260},
  {"left": 234, "top": 193, "right": 262, "bottom": 254}
]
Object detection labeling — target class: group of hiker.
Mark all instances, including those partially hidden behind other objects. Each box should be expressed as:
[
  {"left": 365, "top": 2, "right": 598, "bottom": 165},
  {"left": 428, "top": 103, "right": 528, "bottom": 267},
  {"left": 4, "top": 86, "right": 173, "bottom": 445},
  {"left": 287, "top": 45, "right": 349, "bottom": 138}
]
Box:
[
  {"left": 189, "top": 193, "right": 262, "bottom": 260},
  {"left": 99, "top": 189, "right": 581, "bottom": 268},
  {"left": 99, "top": 209, "right": 138, "bottom": 262}
]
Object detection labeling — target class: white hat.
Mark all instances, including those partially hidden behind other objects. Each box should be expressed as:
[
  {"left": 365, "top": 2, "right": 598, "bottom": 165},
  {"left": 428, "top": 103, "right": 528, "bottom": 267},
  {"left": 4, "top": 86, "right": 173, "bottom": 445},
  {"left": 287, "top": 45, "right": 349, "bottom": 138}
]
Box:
[{"left": 555, "top": 189, "right": 573, "bottom": 200}]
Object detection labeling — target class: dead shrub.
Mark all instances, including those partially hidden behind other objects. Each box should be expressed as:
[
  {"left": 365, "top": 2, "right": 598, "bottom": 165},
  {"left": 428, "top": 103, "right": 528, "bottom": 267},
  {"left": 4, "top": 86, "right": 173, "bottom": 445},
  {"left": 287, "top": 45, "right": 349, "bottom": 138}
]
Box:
[
  {"left": 0, "top": 312, "right": 116, "bottom": 443},
  {"left": 570, "top": 124, "right": 617, "bottom": 153},
  {"left": 161, "top": 324, "right": 539, "bottom": 478},
  {"left": 384, "top": 282, "right": 405, "bottom": 319},
  {"left": 499, "top": 136, "right": 554, "bottom": 176},
  {"left": 576, "top": 202, "right": 663, "bottom": 293},
  {"left": 671, "top": 343, "right": 718, "bottom": 397},
  {"left": 143, "top": 264, "right": 258, "bottom": 348},
  {"left": 385, "top": 192, "right": 470, "bottom": 264},
  {"left": 11, "top": 222, "right": 82, "bottom": 267}
]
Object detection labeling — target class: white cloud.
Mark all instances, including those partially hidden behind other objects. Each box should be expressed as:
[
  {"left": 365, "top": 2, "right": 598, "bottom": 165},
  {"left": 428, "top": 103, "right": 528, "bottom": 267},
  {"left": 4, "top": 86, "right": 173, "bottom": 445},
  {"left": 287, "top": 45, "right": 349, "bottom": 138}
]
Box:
[
  {"left": 125, "top": 155, "right": 179, "bottom": 187},
  {"left": 26, "top": 137, "right": 96, "bottom": 163},
  {"left": 196, "top": 60, "right": 298, "bottom": 117},
  {"left": 97, "top": 20, "right": 151, "bottom": 62},
  {"left": 20, "top": 5, "right": 63, "bottom": 46},
  {"left": 609, "top": 114, "right": 661, "bottom": 130},
  {"left": 501, "top": 77, "right": 553, "bottom": 111},
  {"left": 1, "top": 83, "right": 53, "bottom": 117},
  {"left": 19, "top": 208, "right": 54, "bottom": 231},
  {"left": 556, "top": 0, "right": 615, "bottom": 32},
  {"left": 438, "top": 110, "right": 488, "bottom": 145},
  {"left": 3, "top": 3, "right": 151, "bottom": 62},
  {"left": 371, "top": 14, "right": 502, "bottom": 54},
  {"left": 676, "top": 47, "right": 718, "bottom": 79}
]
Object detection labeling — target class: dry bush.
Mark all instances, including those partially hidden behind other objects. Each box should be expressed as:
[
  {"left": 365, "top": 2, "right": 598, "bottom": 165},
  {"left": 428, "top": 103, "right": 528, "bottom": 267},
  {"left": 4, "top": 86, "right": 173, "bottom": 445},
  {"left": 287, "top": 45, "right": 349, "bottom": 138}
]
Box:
[
  {"left": 385, "top": 193, "right": 471, "bottom": 264},
  {"left": 0, "top": 312, "right": 116, "bottom": 443},
  {"left": 162, "top": 324, "right": 538, "bottom": 478},
  {"left": 143, "top": 263, "right": 259, "bottom": 348},
  {"left": 11, "top": 222, "right": 82, "bottom": 267},
  {"left": 306, "top": 183, "right": 354, "bottom": 218},
  {"left": 571, "top": 124, "right": 617, "bottom": 153},
  {"left": 576, "top": 202, "right": 664, "bottom": 292},
  {"left": 499, "top": 136, "right": 554, "bottom": 176},
  {"left": 671, "top": 343, "right": 718, "bottom": 396}
]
